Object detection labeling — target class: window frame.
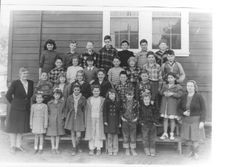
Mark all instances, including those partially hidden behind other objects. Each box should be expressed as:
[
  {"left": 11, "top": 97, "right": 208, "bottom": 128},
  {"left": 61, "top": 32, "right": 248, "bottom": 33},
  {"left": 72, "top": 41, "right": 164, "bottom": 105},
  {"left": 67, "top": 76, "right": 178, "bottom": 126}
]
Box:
[{"left": 103, "top": 10, "right": 189, "bottom": 56}]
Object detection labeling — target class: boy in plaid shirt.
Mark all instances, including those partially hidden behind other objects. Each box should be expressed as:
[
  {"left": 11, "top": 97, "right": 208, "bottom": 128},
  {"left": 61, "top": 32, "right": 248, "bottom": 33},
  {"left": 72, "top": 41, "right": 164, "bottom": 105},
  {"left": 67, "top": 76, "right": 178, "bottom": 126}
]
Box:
[
  {"left": 48, "top": 57, "right": 65, "bottom": 85},
  {"left": 97, "top": 35, "right": 118, "bottom": 72},
  {"left": 115, "top": 71, "right": 133, "bottom": 104}
]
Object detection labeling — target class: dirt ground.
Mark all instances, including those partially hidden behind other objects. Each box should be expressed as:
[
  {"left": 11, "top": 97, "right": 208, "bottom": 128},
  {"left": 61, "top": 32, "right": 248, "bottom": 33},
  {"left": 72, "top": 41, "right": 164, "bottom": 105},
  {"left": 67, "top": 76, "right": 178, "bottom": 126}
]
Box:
[{"left": 0, "top": 130, "right": 211, "bottom": 166}]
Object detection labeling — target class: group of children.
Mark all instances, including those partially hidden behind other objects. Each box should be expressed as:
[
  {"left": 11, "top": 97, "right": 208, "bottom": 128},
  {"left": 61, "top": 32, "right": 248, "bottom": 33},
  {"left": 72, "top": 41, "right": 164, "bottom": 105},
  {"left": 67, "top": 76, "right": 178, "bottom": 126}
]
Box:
[{"left": 29, "top": 35, "right": 187, "bottom": 157}]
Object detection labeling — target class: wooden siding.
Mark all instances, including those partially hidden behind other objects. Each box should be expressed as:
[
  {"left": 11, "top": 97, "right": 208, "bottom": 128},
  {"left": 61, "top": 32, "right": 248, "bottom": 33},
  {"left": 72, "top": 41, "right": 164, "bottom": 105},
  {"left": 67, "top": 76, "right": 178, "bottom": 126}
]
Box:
[
  {"left": 8, "top": 11, "right": 212, "bottom": 121},
  {"left": 9, "top": 11, "right": 103, "bottom": 81}
]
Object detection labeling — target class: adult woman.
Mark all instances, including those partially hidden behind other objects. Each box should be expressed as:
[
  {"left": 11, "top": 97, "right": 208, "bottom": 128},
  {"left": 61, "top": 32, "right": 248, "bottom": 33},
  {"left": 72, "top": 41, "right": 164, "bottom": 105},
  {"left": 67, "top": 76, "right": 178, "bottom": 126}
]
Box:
[
  {"left": 178, "top": 80, "right": 206, "bottom": 159},
  {"left": 5, "top": 67, "right": 34, "bottom": 153}
]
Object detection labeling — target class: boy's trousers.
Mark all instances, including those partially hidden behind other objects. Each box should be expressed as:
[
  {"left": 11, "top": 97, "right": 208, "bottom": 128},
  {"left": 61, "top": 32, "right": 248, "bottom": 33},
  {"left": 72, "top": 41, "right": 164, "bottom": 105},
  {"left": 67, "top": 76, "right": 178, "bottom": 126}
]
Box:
[
  {"left": 107, "top": 133, "right": 119, "bottom": 153},
  {"left": 141, "top": 123, "right": 156, "bottom": 153},
  {"left": 122, "top": 121, "right": 137, "bottom": 149}
]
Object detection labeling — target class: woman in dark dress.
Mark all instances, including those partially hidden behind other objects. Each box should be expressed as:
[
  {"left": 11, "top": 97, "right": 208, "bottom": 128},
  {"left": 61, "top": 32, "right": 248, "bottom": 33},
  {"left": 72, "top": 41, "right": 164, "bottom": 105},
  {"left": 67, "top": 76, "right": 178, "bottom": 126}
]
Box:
[
  {"left": 5, "top": 67, "right": 34, "bottom": 153},
  {"left": 178, "top": 80, "right": 206, "bottom": 159}
]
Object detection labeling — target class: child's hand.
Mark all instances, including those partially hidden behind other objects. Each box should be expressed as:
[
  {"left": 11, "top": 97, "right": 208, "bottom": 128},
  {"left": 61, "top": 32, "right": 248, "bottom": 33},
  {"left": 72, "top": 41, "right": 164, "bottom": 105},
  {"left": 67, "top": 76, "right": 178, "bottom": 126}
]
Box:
[
  {"left": 119, "top": 124, "right": 121, "bottom": 127},
  {"left": 89, "top": 80, "right": 95, "bottom": 84},
  {"left": 141, "top": 122, "right": 144, "bottom": 126},
  {"left": 104, "top": 122, "right": 108, "bottom": 126},
  {"left": 132, "top": 117, "right": 138, "bottom": 122},
  {"left": 183, "top": 110, "right": 190, "bottom": 116},
  {"left": 199, "top": 122, "right": 204, "bottom": 129},
  {"left": 150, "top": 101, "right": 154, "bottom": 105},
  {"left": 121, "top": 117, "right": 127, "bottom": 122}
]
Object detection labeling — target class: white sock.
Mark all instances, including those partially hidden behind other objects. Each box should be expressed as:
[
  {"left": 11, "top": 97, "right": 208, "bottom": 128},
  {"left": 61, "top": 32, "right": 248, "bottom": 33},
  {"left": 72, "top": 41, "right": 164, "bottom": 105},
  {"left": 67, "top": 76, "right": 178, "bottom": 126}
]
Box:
[
  {"left": 39, "top": 145, "right": 43, "bottom": 150},
  {"left": 34, "top": 146, "right": 38, "bottom": 150}
]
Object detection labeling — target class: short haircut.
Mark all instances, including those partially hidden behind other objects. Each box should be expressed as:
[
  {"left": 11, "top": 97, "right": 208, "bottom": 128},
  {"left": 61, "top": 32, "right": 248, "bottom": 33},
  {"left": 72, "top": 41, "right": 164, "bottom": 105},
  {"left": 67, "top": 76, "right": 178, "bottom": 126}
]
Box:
[
  {"left": 72, "top": 84, "right": 81, "bottom": 90},
  {"left": 19, "top": 67, "right": 28, "bottom": 74},
  {"left": 146, "top": 51, "right": 155, "bottom": 57},
  {"left": 142, "top": 93, "right": 151, "bottom": 100},
  {"left": 140, "top": 39, "right": 148, "bottom": 45},
  {"left": 55, "top": 57, "right": 63, "bottom": 63},
  {"left": 120, "top": 40, "right": 129, "bottom": 45},
  {"left": 87, "top": 41, "right": 94, "bottom": 45},
  {"left": 53, "top": 88, "right": 63, "bottom": 98},
  {"left": 119, "top": 71, "right": 127, "bottom": 76},
  {"left": 127, "top": 56, "right": 137, "bottom": 64},
  {"left": 104, "top": 35, "right": 112, "bottom": 41},
  {"left": 72, "top": 56, "right": 79, "bottom": 61},
  {"left": 44, "top": 39, "right": 56, "bottom": 50},
  {"left": 69, "top": 40, "right": 77, "bottom": 44},
  {"left": 113, "top": 56, "right": 121, "bottom": 61},
  {"left": 91, "top": 84, "right": 101, "bottom": 91},
  {"left": 97, "top": 68, "right": 106, "bottom": 75},
  {"left": 167, "top": 49, "right": 175, "bottom": 56},
  {"left": 163, "top": 72, "right": 177, "bottom": 84},
  {"left": 125, "top": 89, "right": 134, "bottom": 96},
  {"left": 140, "top": 69, "right": 148, "bottom": 75},
  {"left": 56, "top": 72, "right": 67, "bottom": 84}
]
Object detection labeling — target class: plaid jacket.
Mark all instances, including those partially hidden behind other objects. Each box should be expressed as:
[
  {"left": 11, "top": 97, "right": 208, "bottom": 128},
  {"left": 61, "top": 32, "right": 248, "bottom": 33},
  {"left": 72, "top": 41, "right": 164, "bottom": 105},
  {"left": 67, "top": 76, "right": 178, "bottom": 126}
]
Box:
[
  {"left": 48, "top": 67, "right": 65, "bottom": 85},
  {"left": 115, "top": 81, "right": 133, "bottom": 103},
  {"left": 143, "top": 63, "right": 162, "bottom": 81},
  {"left": 125, "top": 67, "right": 141, "bottom": 84},
  {"left": 97, "top": 45, "right": 118, "bottom": 72}
]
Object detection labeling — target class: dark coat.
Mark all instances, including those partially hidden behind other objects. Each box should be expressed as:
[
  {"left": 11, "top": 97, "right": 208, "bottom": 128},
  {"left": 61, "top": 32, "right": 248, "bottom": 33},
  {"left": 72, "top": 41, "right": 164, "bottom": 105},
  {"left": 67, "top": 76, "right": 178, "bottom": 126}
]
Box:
[
  {"left": 178, "top": 93, "right": 206, "bottom": 122},
  {"left": 103, "top": 99, "right": 121, "bottom": 134},
  {"left": 92, "top": 79, "right": 112, "bottom": 98},
  {"left": 5, "top": 79, "right": 34, "bottom": 133}
]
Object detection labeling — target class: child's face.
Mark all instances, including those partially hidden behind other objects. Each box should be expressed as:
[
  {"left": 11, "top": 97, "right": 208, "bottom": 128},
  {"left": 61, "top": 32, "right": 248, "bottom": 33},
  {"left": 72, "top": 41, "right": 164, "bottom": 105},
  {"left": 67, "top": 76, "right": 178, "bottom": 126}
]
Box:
[
  {"left": 53, "top": 93, "right": 61, "bottom": 100},
  {"left": 167, "top": 54, "right": 175, "bottom": 62},
  {"left": 55, "top": 59, "right": 63, "bottom": 68},
  {"left": 147, "top": 54, "right": 156, "bottom": 63},
  {"left": 129, "top": 60, "right": 136, "bottom": 67},
  {"left": 140, "top": 42, "right": 148, "bottom": 51},
  {"left": 36, "top": 95, "right": 44, "bottom": 104},
  {"left": 40, "top": 72, "right": 48, "bottom": 81},
  {"left": 59, "top": 76, "right": 66, "bottom": 84},
  {"left": 87, "top": 60, "right": 94, "bottom": 66},
  {"left": 126, "top": 94, "right": 134, "bottom": 101},
  {"left": 72, "top": 58, "right": 79, "bottom": 66},
  {"left": 97, "top": 72, "right": 105, "bottom": 81},
  {"left": 47, "top": 43, "right": 54, "bottom": 50},
  {"left": 141, "top": 73, "right": 149, "bottom": 82},
  {"left": 92, "top": 88, "right": 100, "bottom": 97},
  {"left": 104, "top": 39, "right": 112, "bottom": 48},
  {"left": 167, "top": 75, "right": 176, "bottom": 84},
  {"left": 113, "top": 58, "right": 121, "bottom": 67},
  {"left": 120, "top": 74, "right": 127, "bottom": 83},
  {"left": 121, "top": 42, "right": 129, "bottom": 50},
  {"left": 109, "top": 92, "right": 116, "bottom": 101},
  {"left": 69, "top": 43, "right": 77, "bottom": 51},
  {"left": 187, "top": 82, "right": 195, "bottom": 93},
  {"left": 143, "top": 96, "right": 150, "bottom": 106},
  {"left": 76, "top": 73, "right": 83, "bottom": 81},
  {"left": 86, "top": 42, "right": 93, "bottom": 50},
  {"left": 159, "top": 43, "right": 168, "bottom": 51},
  {"left": 73, "top": 87, "right": 81, "bottom": 96}
]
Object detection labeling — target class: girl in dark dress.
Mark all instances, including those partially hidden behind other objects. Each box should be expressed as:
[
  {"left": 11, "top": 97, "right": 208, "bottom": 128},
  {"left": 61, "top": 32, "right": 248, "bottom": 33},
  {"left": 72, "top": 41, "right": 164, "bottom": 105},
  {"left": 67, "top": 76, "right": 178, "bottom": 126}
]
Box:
[{"left": 5, "top": 67, "right": 34, "bottom": 153}]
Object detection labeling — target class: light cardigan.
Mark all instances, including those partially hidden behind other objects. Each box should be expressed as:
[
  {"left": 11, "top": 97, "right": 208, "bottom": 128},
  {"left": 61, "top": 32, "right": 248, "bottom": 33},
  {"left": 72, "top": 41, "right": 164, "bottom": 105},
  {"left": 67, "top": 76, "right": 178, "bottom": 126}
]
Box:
[{"left": 66, "top": 66, "right": 83, "bottom": 83}]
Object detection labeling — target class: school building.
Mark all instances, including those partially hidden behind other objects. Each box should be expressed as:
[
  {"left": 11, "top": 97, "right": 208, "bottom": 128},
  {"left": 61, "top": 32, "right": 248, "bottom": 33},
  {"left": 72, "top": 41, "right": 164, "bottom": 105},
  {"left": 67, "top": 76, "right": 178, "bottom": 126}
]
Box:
[{"left": 6, "top": 4, "right": 212, "bottom": 122}]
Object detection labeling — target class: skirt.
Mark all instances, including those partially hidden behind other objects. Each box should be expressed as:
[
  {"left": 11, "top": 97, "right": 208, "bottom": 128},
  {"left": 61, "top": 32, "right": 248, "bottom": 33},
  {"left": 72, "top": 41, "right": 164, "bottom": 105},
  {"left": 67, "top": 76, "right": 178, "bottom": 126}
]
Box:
[{"left": 181, "top": 116, "right": 203, "bottom": 141}]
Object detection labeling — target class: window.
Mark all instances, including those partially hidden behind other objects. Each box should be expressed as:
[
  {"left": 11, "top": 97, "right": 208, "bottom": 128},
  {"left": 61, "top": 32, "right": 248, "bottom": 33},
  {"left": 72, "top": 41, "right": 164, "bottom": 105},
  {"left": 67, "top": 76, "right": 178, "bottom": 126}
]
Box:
[
  {"left": 103, "top": 10, "right": 189, "bottom": 56},
  {"left": 110, "top": 11, "right": 139, "bottom": 49},
  {"left": 152, "top": 12, "right": 181, "bottom": 49}
]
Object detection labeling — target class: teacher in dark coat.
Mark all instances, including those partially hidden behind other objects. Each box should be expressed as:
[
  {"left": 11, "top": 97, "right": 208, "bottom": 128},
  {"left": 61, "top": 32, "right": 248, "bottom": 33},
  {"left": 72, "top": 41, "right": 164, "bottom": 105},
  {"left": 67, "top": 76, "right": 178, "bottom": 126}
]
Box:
[{"left": 5, "top": 67, "right": 34, "bottom": 153}]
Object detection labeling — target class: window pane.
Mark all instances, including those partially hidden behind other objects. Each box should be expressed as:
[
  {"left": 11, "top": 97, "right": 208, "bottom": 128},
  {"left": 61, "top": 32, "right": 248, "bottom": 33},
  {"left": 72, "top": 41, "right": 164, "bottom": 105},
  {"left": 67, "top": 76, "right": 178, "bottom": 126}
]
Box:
[
  {"left": 152, "top": 16, "right": 181, "bottom": 49},
  {"left": 110, "top": 14, "right": 139, "bottom": 49}
]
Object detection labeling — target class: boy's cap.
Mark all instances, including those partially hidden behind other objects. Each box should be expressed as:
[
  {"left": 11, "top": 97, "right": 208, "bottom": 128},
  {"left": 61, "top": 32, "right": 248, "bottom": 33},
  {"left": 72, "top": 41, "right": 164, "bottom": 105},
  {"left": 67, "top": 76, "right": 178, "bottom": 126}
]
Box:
[{"left": 86, "top": 56, "right": 94, "bottom": 61}]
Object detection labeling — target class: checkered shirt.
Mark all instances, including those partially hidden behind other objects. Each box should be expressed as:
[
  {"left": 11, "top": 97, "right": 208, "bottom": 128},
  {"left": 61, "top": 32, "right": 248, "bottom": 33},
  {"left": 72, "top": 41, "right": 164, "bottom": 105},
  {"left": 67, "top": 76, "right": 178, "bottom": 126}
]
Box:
[
  {"left": 97, "top": 46, "right": 118, "bottom": 72},
  {"left": 143, "top": 63, "right": 162, "bottom": 81},
  {"left": 48, "top": 67, "right": 65, "bottom": 85}
]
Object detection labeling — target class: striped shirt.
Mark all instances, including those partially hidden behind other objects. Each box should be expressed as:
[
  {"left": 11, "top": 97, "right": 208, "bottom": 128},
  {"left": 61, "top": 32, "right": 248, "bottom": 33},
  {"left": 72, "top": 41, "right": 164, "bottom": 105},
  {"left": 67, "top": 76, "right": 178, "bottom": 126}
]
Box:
[{"left": 108, "top": 67, "right": 124, "bottom": 86}]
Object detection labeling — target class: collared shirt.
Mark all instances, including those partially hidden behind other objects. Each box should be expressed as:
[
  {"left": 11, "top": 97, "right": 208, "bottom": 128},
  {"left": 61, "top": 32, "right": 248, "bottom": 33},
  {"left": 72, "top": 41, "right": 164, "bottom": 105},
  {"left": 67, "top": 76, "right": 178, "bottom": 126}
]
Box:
[
  {"left": 48, "top": 67, "right": 65, "bottom": 85},
  {"left": 135, "top": 50, "right": 148, "bottom": 69},
  {"left": 125, "top": 66, "right": 141, "bottom": 83},
  {"left": 97, "top": 45, "right": 118, "bottom": 72},
  {"left": 115, "top": 81, "right": 133, "bottom": 103},
  {"left": 143, "top": 63, "right": 162, "bottom": 81}
]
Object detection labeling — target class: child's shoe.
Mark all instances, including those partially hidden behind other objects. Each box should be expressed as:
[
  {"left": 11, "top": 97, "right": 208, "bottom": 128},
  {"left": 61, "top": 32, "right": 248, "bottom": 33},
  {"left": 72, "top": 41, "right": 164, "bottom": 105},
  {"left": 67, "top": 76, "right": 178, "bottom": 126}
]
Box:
[
  {"left": 71, "top": 147, "right": 77, "bottom": 156},
  {"left": 144, "top": 148, "right": 150, "bottom": 156},
  {"left": 193, "top": 153, "right": 199, "bottom": 160},
  {"left": 170, "top": 132, "right": 175, "bottom": 140},
  {"left": 89, "top": 149, "right": 94, "bottom": 156},
  {"left": 113, "top": 152, "right": 117, "bottom": 156},
  {"left": 150, "top": 148, "right": 156, "bottom": 156},
  {"left": 10, "top": 147, "right": 16, "bottom": 154},
  {"left": 160, "top": 132, "right": 168, "bottom": 140},
  {"left": 108, "top": 152, "right": 112, "bottom": 156},
  {"left": 130, "top": 148, "right": 137, "bottom": 156},
  {"left": 125, "top": 148, "right": 130, "bottom": 156},
  {"left": 38, "top": 149, "right": 43, "bottom": 154},
  {"left": 96, "top": 149, "right": 101, "bottom": 156},
  {"left": 34, "top": 149, "right": 38, "bottom": 154},
  {"left": 55, "top": 149, "right": 60, "bottom": 154}
]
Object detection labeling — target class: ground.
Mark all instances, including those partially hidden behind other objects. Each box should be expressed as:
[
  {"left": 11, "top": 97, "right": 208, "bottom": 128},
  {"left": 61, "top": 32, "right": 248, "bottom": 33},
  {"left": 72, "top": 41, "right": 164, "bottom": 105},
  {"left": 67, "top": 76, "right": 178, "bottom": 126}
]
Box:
[{"left": 0, "top": 130, "right": 211, "bottom": 166}]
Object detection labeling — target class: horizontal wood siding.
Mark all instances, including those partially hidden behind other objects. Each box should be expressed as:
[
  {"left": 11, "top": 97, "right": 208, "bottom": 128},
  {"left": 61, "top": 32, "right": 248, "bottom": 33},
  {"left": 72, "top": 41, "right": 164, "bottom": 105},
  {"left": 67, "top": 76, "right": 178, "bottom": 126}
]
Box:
[
  {"left": 177, "top": 12, "right": 212, "bottom": 121},
  {"left": 9, "top": 11, "right": 103, "bottom": 82}
]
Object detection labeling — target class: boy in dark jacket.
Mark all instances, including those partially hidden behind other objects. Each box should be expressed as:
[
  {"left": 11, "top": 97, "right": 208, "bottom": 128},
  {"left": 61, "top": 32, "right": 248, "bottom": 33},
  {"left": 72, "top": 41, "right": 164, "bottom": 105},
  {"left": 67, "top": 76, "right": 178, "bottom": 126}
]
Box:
[{"left": 139, "top": 94, "right": 159, "bottom": 156}]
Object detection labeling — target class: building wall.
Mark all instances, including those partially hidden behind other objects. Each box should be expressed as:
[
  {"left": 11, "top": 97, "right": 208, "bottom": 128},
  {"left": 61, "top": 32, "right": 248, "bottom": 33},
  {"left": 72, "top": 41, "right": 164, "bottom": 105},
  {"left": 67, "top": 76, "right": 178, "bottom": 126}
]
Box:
[{"left": 8, "top": 10, "right": 212, "bottom": 121}]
